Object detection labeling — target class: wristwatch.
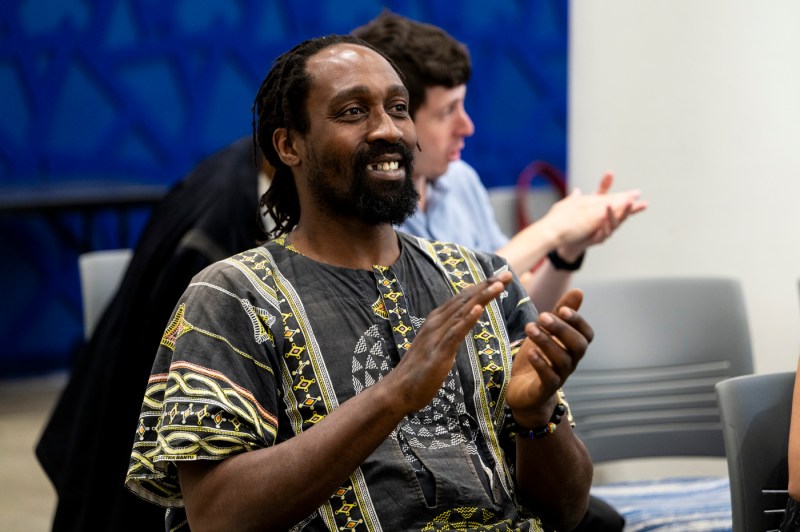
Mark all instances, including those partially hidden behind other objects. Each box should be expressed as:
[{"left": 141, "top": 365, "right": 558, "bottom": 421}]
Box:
[{"left": 547, "top": 249, "right": 585, "bottom": 271}]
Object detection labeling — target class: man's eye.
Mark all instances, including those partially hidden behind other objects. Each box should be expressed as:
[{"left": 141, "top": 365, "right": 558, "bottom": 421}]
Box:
[
  {"left": 391, "top": 103, "right": 409, "bottom": 114},
  {"left": 342, "top": 107, "right": 364, "bottom": 116}
]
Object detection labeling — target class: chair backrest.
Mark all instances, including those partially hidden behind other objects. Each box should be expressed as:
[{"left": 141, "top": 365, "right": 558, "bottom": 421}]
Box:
[
  {"left": 716, "top": 371, "right": 794, "bottom": 532},
  {"left": 78, "top": 249, "right": 133, "bottom": 340},
  {"left": 563, "top": 277, "right": 755, "bottom": 463}
]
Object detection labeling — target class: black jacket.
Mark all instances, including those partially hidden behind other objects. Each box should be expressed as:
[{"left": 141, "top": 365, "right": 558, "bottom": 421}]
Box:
[{"left": 36, "top": 137, "right": 265, "bottom": 532}]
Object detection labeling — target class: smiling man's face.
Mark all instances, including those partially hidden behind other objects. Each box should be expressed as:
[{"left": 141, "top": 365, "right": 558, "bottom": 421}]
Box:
[{"left": 295, "top": 43, "right": 420, "bottom": 225}]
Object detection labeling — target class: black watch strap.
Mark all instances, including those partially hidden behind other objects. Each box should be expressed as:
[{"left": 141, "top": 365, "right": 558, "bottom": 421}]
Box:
[{"left": 547, "top": 249, "right": 585, "bottom": 271}]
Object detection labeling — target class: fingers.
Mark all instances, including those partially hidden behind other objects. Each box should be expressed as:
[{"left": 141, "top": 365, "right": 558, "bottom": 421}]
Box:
[
  {"left": 600, "top": 199, "right": 637, "bottom": 242},
  {"left": 552, "top": 288, "right": 583, "bottom": 314},
  {"left": 448, "top": 271, "right": 513, "bottom": 308},
  {"left": 424, "top": 271, "right": 513, "bottom": 342},
  {"left": 607, "top": 191, "right": 642, "bottom": 210},
  {"left": 399, "top": 272, "right": 515, "bottom": 411},
  {"left": 599, "top": 208, "right": 620, "bottom": 234},
  {"left": 520, "top": 340, "right": 561, "bottom": 390},
  {"left": 630, "top": 199, "right": 649, "bottom": 214},
  {"left": 606, "top": 203, "right": 620, "bottom": 228},
  {"left": 554, "top": 305, "right": 594, "bottom": 346},
  {"left": 610, "top": 198, "right": 636, "bottom": 221},
  {"left": 595, "top": 172, "right": 614, "bottom": 195},
  {"left": 461, "top": 271, "right": 513, "bottom": 308},
  {"left": 521, "top": 322, "right": 566, "bottom": 390},
  {"left": 525, "top": 307, "right": 594, "bottom": 379},
  {"left": 564, "top": 189, "right": 641, "bottom": 225}
]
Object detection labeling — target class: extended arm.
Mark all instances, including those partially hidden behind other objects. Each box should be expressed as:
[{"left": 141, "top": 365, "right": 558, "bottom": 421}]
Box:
[
  {"left": 788, "top": 355, "right": 800, "bottom": 500},
  {"left": 505, "top": 289, "right": 594, "bottom": 530},
  {"left": 497, "top": 173, "right": 647, "bottom": 311},
  {"left": 176, "top": 273, "right": 514, "bottom": 532}
]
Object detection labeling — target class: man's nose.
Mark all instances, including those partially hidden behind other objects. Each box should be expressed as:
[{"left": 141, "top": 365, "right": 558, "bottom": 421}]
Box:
[
  {"left": 367, "top": 110, "right": 404, "bottom": 143},
  {"left": 457, "top": 108, "right": 475, "bottom": 137}
]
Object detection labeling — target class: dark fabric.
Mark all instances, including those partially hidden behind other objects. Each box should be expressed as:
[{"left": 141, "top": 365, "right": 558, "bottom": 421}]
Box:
[
  {"left": 572, "top": 496, "right": 626, "bottom": 532},
  {"left": 35, "top": 137, "right": 265, "bottom": 532},
  {"left": 781, "top": 496, "right": 800, "bottom": 532}
]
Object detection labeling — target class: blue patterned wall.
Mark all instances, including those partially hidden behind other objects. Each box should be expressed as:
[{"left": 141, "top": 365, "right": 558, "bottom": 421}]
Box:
[{"left": 0, "top": 0, "right": 567, "bottom": 377}]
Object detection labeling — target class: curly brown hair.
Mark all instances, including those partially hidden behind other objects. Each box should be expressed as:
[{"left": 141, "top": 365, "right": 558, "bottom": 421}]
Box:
[{"left": 352, "top": 10, "right": 471, "bottom": 118}]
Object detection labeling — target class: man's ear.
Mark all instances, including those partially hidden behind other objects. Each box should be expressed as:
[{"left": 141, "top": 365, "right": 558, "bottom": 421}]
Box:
[{"left": 273, "top": 128, "right": 301, "bottom": 167}]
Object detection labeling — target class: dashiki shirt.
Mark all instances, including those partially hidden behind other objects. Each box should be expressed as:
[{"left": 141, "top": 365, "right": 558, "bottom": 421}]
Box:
[{"left": 126, "top": 231, "right": 548, "bottom": 531}]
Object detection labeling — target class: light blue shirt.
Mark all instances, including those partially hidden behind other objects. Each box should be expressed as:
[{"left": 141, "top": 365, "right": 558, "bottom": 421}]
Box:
[{"left": 398, "top": 160, "right": 509, "bottom": 253}]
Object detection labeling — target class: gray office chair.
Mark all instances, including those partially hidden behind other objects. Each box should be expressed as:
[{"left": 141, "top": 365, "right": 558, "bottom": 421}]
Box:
[
  {"left": 564, "top": 277, "right": 755, "bottom": 528},
  {"left": 78, "top": 248, "right": 133, "bottom": 339},
  {"left": 716, "top": 371, "right": 794, "bottom": 532},
  {"left": 563, "top": 276, "right": 754, "bottom": 462}
]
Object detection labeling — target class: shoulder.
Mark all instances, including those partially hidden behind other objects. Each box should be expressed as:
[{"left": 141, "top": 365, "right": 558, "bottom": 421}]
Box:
[
  {"left": 190, "top": 242, "right": 281, "bottom": 286},
  {"left": 444, "top": 159, "right": 480, "bottom": 178},
  {"left": 398, "top": 231, "right": 508, "bottom": 274},
  {"left": 439, "top": 160, "right": 483, "bottom": 186},
  {"left": 435, "top": 161, "right": 490, "bottom": 204},
  {"left": 197, "top": 138, "right": 259, "bottom": 200}
]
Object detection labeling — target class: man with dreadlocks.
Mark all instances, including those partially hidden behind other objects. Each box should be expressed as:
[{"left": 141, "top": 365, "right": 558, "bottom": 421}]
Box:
[{"left": 125, "top": 34, "right": 594, "bottom": 531}]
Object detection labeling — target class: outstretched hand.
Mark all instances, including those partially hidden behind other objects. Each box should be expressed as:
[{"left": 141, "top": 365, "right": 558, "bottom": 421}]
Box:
[
  {"left": 542, "top": 173, "right": 647, "bottom": 261},
  {"left": 505, "top": 289, "right": 593, "bottom": 427}
]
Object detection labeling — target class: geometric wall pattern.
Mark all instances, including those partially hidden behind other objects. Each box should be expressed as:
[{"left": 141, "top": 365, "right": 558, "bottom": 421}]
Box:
[{"left": 0, "top": 0, "right": 567, "bottom": 376}]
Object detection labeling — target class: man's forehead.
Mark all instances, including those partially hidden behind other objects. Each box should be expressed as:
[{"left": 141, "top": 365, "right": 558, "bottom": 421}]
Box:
[
  {"left": 421, "top": 84, "right": 468, "bottom": 110},
  {"left": 308, "top": 42, "right": 383, "bottom": 66},
  {"left": 306, "top": 43, "right": 403, "bottom": 90}
]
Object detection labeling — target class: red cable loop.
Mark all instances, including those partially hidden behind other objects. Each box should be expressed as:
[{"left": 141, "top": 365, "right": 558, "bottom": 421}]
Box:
[{"left": 514, "top": 160, "right": 568, "bottom": 272}]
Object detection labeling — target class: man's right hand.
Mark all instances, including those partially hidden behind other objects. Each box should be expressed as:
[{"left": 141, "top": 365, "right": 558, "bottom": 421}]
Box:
[{"left": 387, "top": 271, "right": 513, "bottom": 412}]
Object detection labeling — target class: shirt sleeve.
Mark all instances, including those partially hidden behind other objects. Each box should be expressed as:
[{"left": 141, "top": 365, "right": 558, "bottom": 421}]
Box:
[{"left": 125, "top": 257, "right": 282, "bottom": 507}]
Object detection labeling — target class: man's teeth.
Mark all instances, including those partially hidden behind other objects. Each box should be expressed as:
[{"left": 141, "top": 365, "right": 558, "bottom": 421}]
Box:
[{"left": 368, "top": 161, "right": 400, "bottom": 171}]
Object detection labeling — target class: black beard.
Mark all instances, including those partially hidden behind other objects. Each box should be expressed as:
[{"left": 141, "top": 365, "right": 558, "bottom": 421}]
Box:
[{"left": 307, "top": 140, "right": 419, "bottom": 226}]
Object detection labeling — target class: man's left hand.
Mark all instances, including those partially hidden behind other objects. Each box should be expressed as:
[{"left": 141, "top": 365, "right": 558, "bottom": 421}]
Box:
[{"left": 505, "top": 289, "right": 593, "bottom": 427}]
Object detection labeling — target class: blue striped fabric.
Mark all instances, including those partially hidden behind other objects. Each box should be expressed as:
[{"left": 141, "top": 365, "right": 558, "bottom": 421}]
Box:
[{"left": 591, "top": 476, "right": 732, "bottom": 531}]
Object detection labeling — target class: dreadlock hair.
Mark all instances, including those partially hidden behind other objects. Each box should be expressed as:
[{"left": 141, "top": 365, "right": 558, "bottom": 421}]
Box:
[
  {"left": 352, "top": 10, "right": 471, "bottom": 118},
  {"left": 251, "top": 34, "right": 403, "bottom": 239}
]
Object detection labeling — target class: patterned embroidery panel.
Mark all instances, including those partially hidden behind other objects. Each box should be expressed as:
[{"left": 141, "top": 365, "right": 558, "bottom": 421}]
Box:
[
  {"left": 126, "top": 266, "right": 284, "bottom": 507},
  {"left": 370, "top": 263, "right": 477, "bottom": 482},
  {"left": 419, "top": 240, "right": 517, "bottom": 450},
  {"left": 424, "top": 239, "right": 515, "bottom": 414},
  {"left": 247, "top": 242, "right": 379, "bottom": 531},
  {"left": 421, "top": 506, "right": 545, "bottom": 532}
]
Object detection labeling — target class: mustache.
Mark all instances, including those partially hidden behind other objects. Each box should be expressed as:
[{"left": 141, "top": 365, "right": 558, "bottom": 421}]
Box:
[{"left": 354, "top": 140, "right": 414, "bottom": 168}]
